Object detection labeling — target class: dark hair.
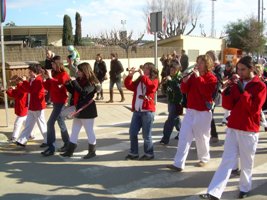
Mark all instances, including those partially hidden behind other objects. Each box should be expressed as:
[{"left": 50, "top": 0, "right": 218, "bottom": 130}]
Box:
[
  {"left": 237, "top": 56, "right": 254, "bottom": 69},
  {"left": 110, "top": 53, "right": 118, "bottom": 59},
  {"left": 170, "top": 62, "right": 180, "bottom": 70},
  {"left": 77, "top": 62, "right": 99, "bottom": 84},
  {"left": 28, "top": 64, "right": 43, "bottom": 74},
  {"left": 144, "top": 62, "right": 159, "bottom": 80},
  {"left": 52, "top": 55, "right": 61, "bottom": 62}
]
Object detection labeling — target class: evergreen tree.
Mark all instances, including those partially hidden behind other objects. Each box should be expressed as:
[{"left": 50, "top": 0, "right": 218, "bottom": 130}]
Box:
[
  {"left": 62, "top": 15, "right": 74, "bottom": 46},
  {"left": 74, "top": 12, "right": 82, "bottom": 45}
]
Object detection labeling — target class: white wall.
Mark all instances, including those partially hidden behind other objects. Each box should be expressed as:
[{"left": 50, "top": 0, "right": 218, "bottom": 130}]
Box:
[{"left": 81, "top": 57, "right": 163, "bottom": 89}]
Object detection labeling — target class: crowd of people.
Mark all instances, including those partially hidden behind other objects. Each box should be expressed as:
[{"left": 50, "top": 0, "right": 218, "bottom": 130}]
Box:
[{"left": 3, "top": 46, "right": 267, "bottom": 199}]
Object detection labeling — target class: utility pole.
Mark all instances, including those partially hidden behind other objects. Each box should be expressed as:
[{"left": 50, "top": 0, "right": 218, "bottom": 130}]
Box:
[{"left": 211, "top": 0, "right": 216, "bottom": 38}]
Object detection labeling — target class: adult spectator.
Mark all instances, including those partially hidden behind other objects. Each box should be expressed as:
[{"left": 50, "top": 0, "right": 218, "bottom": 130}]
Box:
[
  {"left": 106, "top": 53, "right": 125, "bottom": 103},
  {"left": 67, "top": 45, "right": 80, "bottom": 77},
  {"left": 180, "top": 49, "right": 189, "bottom": 72},
  {"left": 93, "top": 53, "right": 107, "bottom": 100}
]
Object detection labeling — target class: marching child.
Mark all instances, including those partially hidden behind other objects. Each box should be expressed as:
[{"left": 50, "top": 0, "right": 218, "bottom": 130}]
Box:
[
  {"left": 5, "top": 75, "right": 28, "bottom": 142},
  {"left": 16, "top": 64, "right": 47, "bottom": 147},
  {"left": 159, "top": 63, "right": 183, "bottom": 145}
]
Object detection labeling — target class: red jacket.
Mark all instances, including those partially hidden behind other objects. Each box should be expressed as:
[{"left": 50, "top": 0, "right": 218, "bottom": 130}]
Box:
[
  {"left": 222, "top": 76, "right": 266, "bottom": 132},
  {"left": 124, "top": 75, "right": 159, "bottom": 112},
  {"left": 6, "top": 82, "right": 28, "bottom": 117},
  {"left": 21, "top": 75, "right": 46, "bottom": 111},
  {"left": 43, "top": 72, "right": 70, "bottom": 104},
  {"left": 181, "top": 72, "right": 217, "bottom": 111}
]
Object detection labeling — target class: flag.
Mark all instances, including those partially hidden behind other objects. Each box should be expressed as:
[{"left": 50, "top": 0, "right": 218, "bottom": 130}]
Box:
[{"left": 147, "top": 16, "right": 152, "bottom": 34}]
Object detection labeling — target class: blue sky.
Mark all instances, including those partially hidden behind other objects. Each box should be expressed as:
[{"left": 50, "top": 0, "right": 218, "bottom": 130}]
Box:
[{"left": 6, "top": 0, "right": 261, "bottom": 40}]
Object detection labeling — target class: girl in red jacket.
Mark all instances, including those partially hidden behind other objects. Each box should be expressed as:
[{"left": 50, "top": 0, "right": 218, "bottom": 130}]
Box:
[
  {"left": 200, "top": 56, "right": 266, "bottom": 200},
  {"left": 16, "top": 64, "right": 47, "bottom": 147},
  {"left": 41, "top": 56, "right": 70, "bottom": 156},
  {"left": 124, "top": 62, "right": 159, "bottom": 160},
  {"left": 167, "top": 54, "right": 217, "bottom": 171},
  {"left": 6, "top": 76, "right": 28, "bottom": 141}
]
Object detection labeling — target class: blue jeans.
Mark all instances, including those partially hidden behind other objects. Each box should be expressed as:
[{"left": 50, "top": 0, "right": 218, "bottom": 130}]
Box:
[
  {"left": 162, "top": 103, "right": 181, "bottom": 143},
  {"left": 47, "top": 103, "right": 69, "bottom": 149},
  {"left": 129, "top": 111, "right": 155, "bottom": 156}
]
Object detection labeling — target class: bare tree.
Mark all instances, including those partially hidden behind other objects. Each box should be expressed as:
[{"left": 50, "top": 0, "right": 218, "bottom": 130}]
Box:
[
  {"left": 92, "top": 30, "right": 144, "bottom": 67},
  {"left": 145, "top": 0, "right": 201, "bottom": 39}
]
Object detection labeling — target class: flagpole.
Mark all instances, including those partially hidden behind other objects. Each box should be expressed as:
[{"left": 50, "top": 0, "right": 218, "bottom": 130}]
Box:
[{"left": 0, "top": 0, "right": 8, "bottom": 127}]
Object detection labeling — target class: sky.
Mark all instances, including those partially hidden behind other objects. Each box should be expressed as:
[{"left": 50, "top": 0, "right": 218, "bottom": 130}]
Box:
[{"left": 6, "top": 0, "right": 263, "bottom": 40}]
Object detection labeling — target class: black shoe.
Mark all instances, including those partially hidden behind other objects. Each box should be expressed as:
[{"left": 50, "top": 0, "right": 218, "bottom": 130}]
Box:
[
  {"left": 57, "top": 144, "right": 68, "bottom": 152},
  {"left": 166, "top": 164, "right": 183, "bottom": 172},
  {"left": 264, "top": 127, "right": 267, "bottom": 132},
  {"left": 40, "top": 143, "right": 48, "bottom": 148},
  {"left": 139, "top": 155, "right": 154, "bottom": 160},
  {"left": 159, "top": 138, "right": 169, "bottom": 145},
  {"left": 41, "top": 148, "right": 55, "bottom": 157},
  {"left": 125, "top": 154, "right": 139, "bottom": 160},
  {"left": 239, "top": 191, "right": 249, "bottom": 199},
  {"left": 174, "top": 135, "right": 179, "bottom": 140},
  {"left": 199, "top": 193, "right": 219, "bottom": 200},
  {"left": 16, "top": 141, "right": 26, "bottom": 147},
  {"left": 231, "top": 168, "right": 241, "bottom": 177}
]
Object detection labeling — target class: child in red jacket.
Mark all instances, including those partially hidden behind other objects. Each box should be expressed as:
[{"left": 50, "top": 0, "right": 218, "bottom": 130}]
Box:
[
  {"left": 200, "top": 56, "right": 266, "bottom": 200},
  {"left": 16, "top": 64, "right": 47, "bottom": 147},
  {"left": 124, "top": 62, "right": 159, "bottom": 160},
  {"left": 5, "top": 76, "right": 29, "bottom": 141}
]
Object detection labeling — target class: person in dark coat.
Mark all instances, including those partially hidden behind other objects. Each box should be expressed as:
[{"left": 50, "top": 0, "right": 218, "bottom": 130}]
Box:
[
  {"left": 106, "top": 53, "right": 125, "bottom": 103},
  {"left": 93, "top": 53, "right": 107, "bottom": 100},
  {"left": 61, "top": 62, "right": 101, "bottom": 159},
  {"left": 180, "top": 49, "right": 189, "bottom": 72}
]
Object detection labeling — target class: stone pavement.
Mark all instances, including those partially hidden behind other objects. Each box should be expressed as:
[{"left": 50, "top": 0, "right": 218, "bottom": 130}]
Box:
[{"left": 0, "top": 89, "right": 267, "bottom": 200}]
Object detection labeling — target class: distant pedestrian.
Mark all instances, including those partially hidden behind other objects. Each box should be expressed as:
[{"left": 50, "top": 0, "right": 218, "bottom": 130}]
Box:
[
  {"left": 16, "top": 64, "right": 47, "bottom": 147},
  {"left": 180, "top": 49, "right": 189, "bottom": 72},
  {"left": 61, "top": 62, "right": 100, "bottom": 159},
  {"left": 167, "top": 54, "right": 217, "bottom": 171},
  {"left": 93, "top": 53, "right": 107, "bottom": 100},
  {"left": 44, "top": 50, "right": 55, "bottom": 106},
  {"left": 67, "top": 45, "right": 80, "bottom": 77},
  {"left": 124, "top": 62, "right": 159, "bottom": 160},
  {"left": 106, "top": 53, "right": 125, "bottom": 103},
  {"left": 200, "top": 56, "right": 266, "bottom": 200}
]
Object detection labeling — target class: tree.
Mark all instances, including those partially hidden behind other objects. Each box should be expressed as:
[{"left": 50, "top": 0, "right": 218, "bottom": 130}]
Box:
[
  {"left": 62, "top": 15, "right": 74, "bottom": 46},
  {"left": 5, "top": 21, "right": 16, "bottom": 27},
  {"left": 92, "top": 30, "right": 144, "bottom": 68},
  {"left": 225, "top": 17, "right": 266, "bottom": 54},
  {"left": 74, "top": 12, "right": 82, "bottom": 45},
  {"left": 145, "top": 0, "right": 201, "bottom": 40}
]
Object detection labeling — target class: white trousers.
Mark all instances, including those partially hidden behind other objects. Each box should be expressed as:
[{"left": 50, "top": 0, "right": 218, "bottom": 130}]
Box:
[
  {"left": 173, "top": 109, "right": 212, "bottom": 169},
  {"left": 70, "top": 118, "right": 96, "bottom": 145},
  {"left": 260, "top": 110, "right": 267, "bottom": 128},
  {"left": 17, "top": 110, "right": 47, "bottom": 144},
  {"left": 222, "top": 109, "right": 230, "bottom": 123},
  {"left": 208, "top": 128, "right": 259, "bottom": 199},
  {"left": 12, "top": 115, "right": 27, "bottom": 139}
]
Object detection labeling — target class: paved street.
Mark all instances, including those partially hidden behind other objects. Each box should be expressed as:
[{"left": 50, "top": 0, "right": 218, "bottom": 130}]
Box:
[{"left": 0, "top": 90, "right": 267, "bottom": 200}]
